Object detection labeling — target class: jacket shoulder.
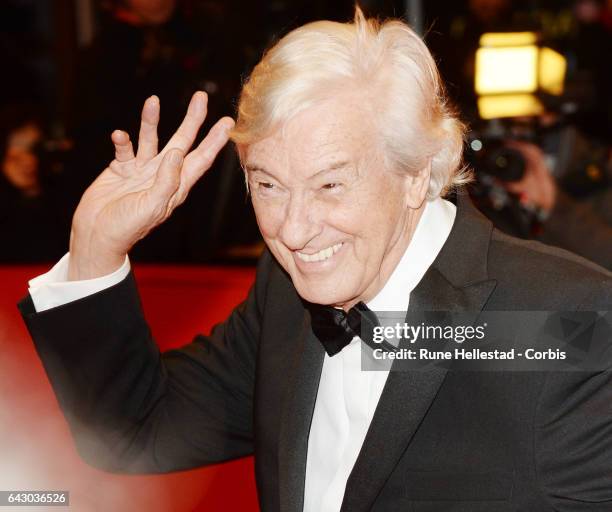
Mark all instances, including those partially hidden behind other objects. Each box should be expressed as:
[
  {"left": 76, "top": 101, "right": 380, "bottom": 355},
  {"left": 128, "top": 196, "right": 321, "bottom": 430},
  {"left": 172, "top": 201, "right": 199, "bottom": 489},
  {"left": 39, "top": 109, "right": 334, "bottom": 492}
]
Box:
[{"left": 487, "top": 229, "right": 611, "bottom": 309}]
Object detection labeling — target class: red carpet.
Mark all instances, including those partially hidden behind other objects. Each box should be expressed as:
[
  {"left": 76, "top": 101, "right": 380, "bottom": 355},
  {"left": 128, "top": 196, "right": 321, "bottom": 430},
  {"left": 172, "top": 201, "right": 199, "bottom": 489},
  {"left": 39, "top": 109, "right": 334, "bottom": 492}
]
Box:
[{"left": 0, "top": 264, "right": 259, "bottom": 511}]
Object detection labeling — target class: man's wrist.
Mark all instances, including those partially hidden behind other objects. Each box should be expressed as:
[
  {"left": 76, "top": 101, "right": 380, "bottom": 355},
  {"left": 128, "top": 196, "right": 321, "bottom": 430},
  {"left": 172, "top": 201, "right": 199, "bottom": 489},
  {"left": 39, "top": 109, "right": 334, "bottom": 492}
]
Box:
[
  {"left": 67, "top": 223, "right": 128, "bottom": 280},
  {"left": 68, "top": 242, "right": 125, "bottom": 281},
  {"left": 67, "top": 251, "right": 125, "bottom": 280}
]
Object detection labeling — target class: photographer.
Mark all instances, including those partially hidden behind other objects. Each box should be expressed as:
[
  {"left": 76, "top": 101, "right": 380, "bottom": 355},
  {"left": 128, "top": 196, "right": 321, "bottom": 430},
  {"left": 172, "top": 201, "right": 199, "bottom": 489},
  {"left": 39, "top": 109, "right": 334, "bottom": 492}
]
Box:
[{"left": 504, "top": 139, "right": 612, "bottom": 270}]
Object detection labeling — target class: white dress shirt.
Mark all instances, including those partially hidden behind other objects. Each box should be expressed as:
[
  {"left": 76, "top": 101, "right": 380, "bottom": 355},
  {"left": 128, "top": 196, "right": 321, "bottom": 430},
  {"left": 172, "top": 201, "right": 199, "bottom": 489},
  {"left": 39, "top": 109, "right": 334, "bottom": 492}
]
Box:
[{"left": 27, "top": 197, "right": 456, "bottom": 512}]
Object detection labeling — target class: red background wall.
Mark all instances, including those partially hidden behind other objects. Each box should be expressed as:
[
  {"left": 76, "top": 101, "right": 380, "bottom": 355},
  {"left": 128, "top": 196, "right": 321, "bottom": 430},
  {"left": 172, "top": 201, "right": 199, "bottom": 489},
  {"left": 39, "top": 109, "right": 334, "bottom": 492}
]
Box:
[{"left": 0, "top": 264, "right": 259, "bottom": 511}]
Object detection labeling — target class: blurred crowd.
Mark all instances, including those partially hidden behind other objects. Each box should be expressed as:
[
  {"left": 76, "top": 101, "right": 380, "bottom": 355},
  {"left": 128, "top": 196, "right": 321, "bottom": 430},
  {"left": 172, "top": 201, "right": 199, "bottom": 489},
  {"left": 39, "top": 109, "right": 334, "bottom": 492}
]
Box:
[{"left": 1, "top": 0, "right": 610, "bottom": 268}]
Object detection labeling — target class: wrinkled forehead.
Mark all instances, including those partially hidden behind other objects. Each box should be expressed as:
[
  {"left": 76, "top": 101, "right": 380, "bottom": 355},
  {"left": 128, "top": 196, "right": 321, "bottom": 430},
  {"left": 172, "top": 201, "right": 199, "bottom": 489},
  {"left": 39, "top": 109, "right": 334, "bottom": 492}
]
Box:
[{"left": 243, "top": 97, "right": 377, "bottom": 174}]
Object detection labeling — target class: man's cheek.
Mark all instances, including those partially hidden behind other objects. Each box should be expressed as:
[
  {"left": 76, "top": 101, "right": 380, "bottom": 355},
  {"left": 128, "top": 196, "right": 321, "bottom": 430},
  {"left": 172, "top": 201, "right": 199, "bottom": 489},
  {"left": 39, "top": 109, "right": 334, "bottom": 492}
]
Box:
[
  {"left": 253, "top": 205, "right": 281, "bottom": 237},
  {"left": 326, "top": 204, "right": 362, "bottom": 234}
]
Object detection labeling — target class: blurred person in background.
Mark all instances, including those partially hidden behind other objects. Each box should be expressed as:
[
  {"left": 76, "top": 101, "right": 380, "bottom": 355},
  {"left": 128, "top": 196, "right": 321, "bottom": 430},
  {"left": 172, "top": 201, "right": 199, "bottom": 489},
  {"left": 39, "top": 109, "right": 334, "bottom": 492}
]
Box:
[
  {"left": 502, "top": 139, "right": 612, "bottom": 269},
  {"left": 466, "top": 124, "right": 612, "bottom": 270},
  {"left": 0, "top": 104, "right": 71, "bottom": 262}
]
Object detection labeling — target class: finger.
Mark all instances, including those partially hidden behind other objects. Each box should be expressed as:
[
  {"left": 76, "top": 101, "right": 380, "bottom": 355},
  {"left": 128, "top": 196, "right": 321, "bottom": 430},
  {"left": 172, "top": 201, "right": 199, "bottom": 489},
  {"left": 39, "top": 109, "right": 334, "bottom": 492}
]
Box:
[
  {"left": 136, "top": 95, "right": 160, "bottom": 165},
  {"left": 161, "top": 91, "right": 208, "bottom": 156},
  {"left": 179, "top": 116, "right": 234, "bottom": 194},
  {"left": 148, "top": 148, "right": 183, "bottom": 208},
  {"left": 111, "top": 130, "right": 135, "bottom": 162}
]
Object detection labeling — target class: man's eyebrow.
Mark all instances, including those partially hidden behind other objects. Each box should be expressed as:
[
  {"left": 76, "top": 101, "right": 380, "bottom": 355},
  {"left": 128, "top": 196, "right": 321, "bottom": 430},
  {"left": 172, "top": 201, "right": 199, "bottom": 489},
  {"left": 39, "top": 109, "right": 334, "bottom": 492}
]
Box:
[
  {"left": 243, "top": 160, "right": 352, "bottom": 180},
  {"left": 243, "top": 165, "right": 278, "bottom": 180},
  {"left": 310, "top": 161, "right": 352, "bottom": 179}
]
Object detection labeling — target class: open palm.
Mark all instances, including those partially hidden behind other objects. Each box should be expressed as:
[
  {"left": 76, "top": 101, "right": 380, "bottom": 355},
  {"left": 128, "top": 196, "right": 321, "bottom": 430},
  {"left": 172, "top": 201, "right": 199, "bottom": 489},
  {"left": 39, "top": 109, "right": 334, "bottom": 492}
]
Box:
[{"left": 69, "top": 92, "right": 233, "bottom": 279}]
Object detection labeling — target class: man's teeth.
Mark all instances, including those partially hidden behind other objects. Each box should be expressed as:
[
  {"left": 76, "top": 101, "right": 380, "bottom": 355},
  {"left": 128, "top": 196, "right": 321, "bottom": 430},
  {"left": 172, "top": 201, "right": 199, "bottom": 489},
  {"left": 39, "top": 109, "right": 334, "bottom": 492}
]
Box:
[{"left": 296, "top": 243, "right": 343, "bottom": 263}]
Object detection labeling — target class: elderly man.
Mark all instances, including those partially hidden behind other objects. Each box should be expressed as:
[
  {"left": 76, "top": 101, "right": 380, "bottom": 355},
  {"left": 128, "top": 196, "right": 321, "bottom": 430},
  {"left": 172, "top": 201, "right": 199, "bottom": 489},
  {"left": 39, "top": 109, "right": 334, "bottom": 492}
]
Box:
[{"left": 20, "top": 10, "right": 611, "bottom": 512}]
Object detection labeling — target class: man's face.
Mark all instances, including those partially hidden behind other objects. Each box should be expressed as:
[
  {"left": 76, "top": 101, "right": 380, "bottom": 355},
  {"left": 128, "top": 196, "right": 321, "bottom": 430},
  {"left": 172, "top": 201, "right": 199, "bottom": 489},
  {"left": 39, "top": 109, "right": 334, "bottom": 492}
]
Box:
[
  {"left": 244, "top": 96, "right": 427, "bottom": 308},
  {"left": 2, "top": 123, "right": 41, "bottom": 193}
]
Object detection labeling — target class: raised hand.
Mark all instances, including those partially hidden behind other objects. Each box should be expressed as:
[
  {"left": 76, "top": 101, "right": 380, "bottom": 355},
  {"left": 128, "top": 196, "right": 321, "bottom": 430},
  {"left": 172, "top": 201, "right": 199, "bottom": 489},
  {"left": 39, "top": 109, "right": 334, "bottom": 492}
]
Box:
[{"left": 68, "top": 91, "right": 234, "bottom": 280}]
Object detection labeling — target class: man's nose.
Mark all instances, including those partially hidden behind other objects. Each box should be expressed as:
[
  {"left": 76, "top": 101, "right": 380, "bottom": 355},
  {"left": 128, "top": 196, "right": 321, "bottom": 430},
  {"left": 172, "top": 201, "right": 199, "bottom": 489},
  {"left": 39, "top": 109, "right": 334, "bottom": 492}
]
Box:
[{"left": 279, "top": 194, "right": 321, "bottom": 251}]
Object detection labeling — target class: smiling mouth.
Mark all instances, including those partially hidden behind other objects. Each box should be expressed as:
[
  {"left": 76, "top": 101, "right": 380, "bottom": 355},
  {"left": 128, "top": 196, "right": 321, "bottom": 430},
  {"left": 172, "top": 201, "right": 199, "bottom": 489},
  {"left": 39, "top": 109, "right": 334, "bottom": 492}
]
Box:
[{"left": 295, "top": 243, "right": 343, "bottom": 263}]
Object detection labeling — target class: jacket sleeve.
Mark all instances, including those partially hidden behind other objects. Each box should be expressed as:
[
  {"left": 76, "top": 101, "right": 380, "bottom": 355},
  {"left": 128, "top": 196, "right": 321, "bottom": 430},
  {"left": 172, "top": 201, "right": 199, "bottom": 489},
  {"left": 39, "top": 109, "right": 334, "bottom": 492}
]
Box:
[{"left": 18, "top": 250, "right": 274, "bottom": 474}]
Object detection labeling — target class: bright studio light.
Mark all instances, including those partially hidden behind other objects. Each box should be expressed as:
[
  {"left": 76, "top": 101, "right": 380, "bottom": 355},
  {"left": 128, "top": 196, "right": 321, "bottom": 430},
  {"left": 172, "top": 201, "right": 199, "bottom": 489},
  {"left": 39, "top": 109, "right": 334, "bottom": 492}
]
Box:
[
  {"left": 539, "top": 47, "right": 566, "bottom": 96},
  {"left": 477, "top": 94, "right": 544, "bottom": 119},
  {"left": 475, "top": 46, "right": 539, "bottom": 95},
  {"left": 475, "top": 32, "right": 567, "bottom": 119},
  {"left": 479, "top": 32, "right": 538, "bottom": 47}
]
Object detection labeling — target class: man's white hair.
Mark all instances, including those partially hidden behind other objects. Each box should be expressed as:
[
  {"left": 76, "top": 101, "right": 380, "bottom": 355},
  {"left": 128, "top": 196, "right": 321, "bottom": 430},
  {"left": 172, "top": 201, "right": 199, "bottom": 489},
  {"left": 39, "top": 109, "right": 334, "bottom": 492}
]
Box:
[{"left": 231, "top": 7, "right": 470, "bottom": 199}]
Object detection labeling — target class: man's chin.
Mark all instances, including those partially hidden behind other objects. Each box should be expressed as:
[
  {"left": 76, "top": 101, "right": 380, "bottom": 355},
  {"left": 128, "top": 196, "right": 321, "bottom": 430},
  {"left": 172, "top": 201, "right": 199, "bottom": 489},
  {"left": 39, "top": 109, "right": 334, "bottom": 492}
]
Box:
[{"left": 294, "top": 282, "right": 354, "bottom": 307}]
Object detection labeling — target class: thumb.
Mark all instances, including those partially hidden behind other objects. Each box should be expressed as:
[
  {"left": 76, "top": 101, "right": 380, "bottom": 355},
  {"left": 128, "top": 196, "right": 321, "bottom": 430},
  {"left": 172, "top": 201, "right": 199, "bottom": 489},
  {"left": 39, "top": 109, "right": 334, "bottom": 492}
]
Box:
[{"left": 151, "top": 148, "right": 183, "bottom": 202}]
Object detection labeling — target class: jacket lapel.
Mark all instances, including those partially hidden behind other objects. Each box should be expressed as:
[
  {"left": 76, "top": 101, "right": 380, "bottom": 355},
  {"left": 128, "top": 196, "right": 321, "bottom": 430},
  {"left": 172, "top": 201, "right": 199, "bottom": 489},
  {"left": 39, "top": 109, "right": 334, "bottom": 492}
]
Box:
[
  {"left": 341, "top": 192, "right": 498, "bottom": 511},
  {"left": 278, "top": 314, "right": 325, "bottom": 512},
  {"left": 340, "top": 268, "right": 497, "bottom": 511}
]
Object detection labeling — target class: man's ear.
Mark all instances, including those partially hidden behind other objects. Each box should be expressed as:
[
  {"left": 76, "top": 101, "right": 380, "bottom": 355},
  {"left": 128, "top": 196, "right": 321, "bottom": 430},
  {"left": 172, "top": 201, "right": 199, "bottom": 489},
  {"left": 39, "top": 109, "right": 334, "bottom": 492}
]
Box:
[{"left": 404, "top": 159, "right": 431, "bottom": 209}]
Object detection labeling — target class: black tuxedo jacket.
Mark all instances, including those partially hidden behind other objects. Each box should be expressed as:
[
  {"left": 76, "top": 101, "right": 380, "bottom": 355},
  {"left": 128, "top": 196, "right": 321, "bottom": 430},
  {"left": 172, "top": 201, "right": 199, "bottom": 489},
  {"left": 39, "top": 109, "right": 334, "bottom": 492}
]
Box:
[{"left": 20, "top": 194, "right": 612, "bottom": 511}]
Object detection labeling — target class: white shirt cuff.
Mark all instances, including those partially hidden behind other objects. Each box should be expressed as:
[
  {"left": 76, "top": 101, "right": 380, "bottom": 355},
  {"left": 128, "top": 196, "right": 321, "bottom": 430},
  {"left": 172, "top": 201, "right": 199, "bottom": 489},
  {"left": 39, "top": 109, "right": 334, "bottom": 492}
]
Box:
[{"left": 28, "top": 253, "right": 131, "bottom": 313}]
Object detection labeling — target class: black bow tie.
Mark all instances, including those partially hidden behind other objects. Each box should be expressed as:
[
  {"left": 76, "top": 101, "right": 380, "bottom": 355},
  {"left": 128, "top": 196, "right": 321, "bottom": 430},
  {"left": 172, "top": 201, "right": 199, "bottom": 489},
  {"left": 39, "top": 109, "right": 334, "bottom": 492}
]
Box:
[{"left": 305, "top": 301, "right": 393, "bottom": 356}]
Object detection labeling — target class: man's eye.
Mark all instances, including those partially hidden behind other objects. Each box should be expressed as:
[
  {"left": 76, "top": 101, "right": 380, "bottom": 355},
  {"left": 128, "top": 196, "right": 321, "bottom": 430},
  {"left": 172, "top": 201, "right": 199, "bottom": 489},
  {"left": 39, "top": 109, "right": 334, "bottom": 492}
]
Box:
[
  {"left": 322, "top": 183, "right": 341, "bottom": 190},
  {"left": 258, "top": 182, "right": 275, "bottom": 190}
]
